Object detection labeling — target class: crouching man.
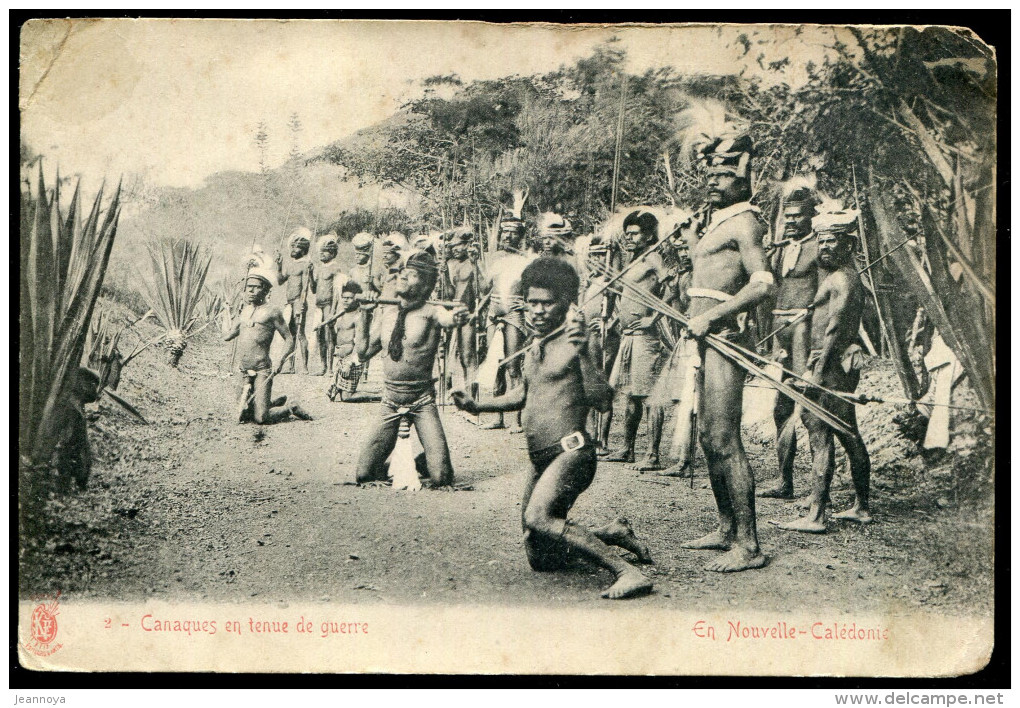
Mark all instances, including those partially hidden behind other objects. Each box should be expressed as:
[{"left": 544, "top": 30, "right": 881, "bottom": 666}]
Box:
[
  {"left": 453, "top": 257, "right": 653, "bottom": 600},
  {"left": 225, "top": 268, "right": 312, "bottom": 424},
  {"left": 353, "top": 251, "right": 469, "bottom": 486}
]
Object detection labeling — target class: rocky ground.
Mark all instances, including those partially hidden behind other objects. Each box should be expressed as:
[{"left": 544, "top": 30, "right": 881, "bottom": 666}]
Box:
[{"left": 19, "top": 299, "right": 995, "bottom": 616}]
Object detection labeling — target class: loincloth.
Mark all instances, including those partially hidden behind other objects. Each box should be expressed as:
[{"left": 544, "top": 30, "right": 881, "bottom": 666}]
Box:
[
  {"left": 528, "top": 431, "right": 595, "bottom": 476},
  {"left": 382, "top": 379, "right": 437, "bottom": 410},
  {"left": 609, "top": 328, "right": 666, "bottom": 397},
  {"left": 806, "top": 345, "right": 866, "bottom": 379},
  {"left": 650, "top": 336, "right": 700, "bottom": 406},
  {"left": 334, "top": 356, "right": 365, "bottom": 394}
]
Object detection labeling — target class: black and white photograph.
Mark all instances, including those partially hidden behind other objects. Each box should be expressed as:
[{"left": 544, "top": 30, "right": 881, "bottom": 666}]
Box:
[{"left": 17, "top": 18, "right": 998, "bottom": 676}]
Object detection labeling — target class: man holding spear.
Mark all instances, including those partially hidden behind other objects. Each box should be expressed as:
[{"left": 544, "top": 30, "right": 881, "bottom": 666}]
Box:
[
  {"left": 352, "top": 250, "right": 469, "bottom": 486},
  {"left": 276, "top": 227, "right": 314, "bottom": 375},
  {"left": 758, "top": 184, "right": 820, "bottom": 499},
  {"left": 680, "top": 132, "right": 773, "bottom": 572},
  {"left": 776, "top": 210, "right": 872, "bottom": 532},
  {"left": 479, "top": 213, "right": 533, "bottom": 431},
  {"left": 605, "top": 210, "right": 670, "bottom": 472}
]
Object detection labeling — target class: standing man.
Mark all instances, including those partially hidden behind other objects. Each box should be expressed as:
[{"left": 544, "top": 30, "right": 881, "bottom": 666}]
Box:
[
  {"left": 605, "top": 210, "right": 669, "bottom": 472},
  {"left": 681, "top": 133, "right": 773, "bottom": 572},
  {"left": 445, "top": 227, "right": 480, "bottom": 397},
  {"left": 453, "top": 257, "right": 653, "bottom": 600},
  {"left": 327, "top": 280, "right": 366, "bottom": 402},
  {"left": 276, "top": 227, "right": 313, "bottom": 374},
  {"left": 758, "top": 186, "right": 820, "bottom": 499},
  {"left": 348, "top": 232, "right": 378, "bottom": 297},
  {"left": 225, "top": 267, "right": 312, "bottom": 424},
  {"left": 309, "top": 234, "right": 347, "bottom": 376},
  {"left": 374, "top": 233, "right": 408, "bottom": 302},
  {"left": 777, "top": 210, "right": 872, "bottom": 532},
  {"left": 536, "top": 212, "right": 576, "bottom": 275},
  {"left": 353, "top": 251, "right": 468, "bottom": 486},
  {"left": 480, "top": 214, "right": 533, "bottom": 431}
]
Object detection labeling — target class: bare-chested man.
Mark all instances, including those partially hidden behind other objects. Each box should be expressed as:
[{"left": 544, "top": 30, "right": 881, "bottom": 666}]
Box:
[
  {"left": 758, "top": 187, "right": 820, "bottom": 499},
  {"left": 276, "top": 228, "right": 313, "bottom": 374},
  {"left": 776, "top": 210, "right": 872, "bottom": 533},
  {"left": 353, "top": 250, "right": 468, "bottom": 486},
  {"left": 349, "top": 232, "right": 378, "bottom": 296},
  {"left": 309, "top": 234, "right": 348, "bottom": 376},
  {"left": 444, "top": 227, "right": 480, "bottom": 396},
  {"left": 479, "top": 215, "right": 533, "bottom": 431},
  {"left": 374, "top": 233, "right": 408, "bottom": 303},
  {"left": 327, "top": 280, "right": 365, "bottom": 402},
  {"left": 225, "top": 268, "right": 312, "bottom": 424},
  {"left": 681, "top": 133, "right": 773, "bottom": 572},
  {"left": 453, "top": 257, "right": 653, "bottom": 600},
  {"left": 605, "top": 210, "right": 669, "bottom": 472}
]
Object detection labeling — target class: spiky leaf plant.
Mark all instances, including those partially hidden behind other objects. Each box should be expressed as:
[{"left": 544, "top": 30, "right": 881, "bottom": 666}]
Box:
[
  {"left": 20, "top": 165, "right": 122, "bottom": 468},
  {"left": 141, "top": 239, "right": 213, "bottom": 367}
]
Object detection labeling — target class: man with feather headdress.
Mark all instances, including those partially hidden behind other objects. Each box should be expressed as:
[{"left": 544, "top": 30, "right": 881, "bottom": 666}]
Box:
[{"left": 678, "top": 127, "right": 773, "bottom": 572}]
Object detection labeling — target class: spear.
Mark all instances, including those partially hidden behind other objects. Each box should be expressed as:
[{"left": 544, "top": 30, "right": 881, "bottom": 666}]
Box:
[
  {"left": 586, "top": 258, "right": 855, "bottom": 437},
  {"left": 497, "top": 222, "right": 683, "bottom": 368}
]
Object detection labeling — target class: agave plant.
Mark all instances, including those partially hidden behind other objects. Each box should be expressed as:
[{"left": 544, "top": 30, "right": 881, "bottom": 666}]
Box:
[
  {"left": 20, "top": 165, "right": 122, "bottom": 468},
  {"left": 141, "top": 238, "right": 213, "bottom": 367},
  {"left": 85, "top": 306, "right": 155, "bottom": 391}
]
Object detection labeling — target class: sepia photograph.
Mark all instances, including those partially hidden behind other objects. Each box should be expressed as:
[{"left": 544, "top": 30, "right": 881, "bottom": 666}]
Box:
[{"left": 17, "top": 17, "right": 998, "bottom": 677}]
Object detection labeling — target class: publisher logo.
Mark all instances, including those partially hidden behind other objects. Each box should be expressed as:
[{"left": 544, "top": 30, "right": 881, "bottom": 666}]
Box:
[{"left": 23, "top": 593, "right": 62, "bottom": 657}]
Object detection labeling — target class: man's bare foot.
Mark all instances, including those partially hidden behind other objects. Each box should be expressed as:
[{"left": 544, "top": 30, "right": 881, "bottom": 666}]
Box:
[
  {"left": 600, "top": 569, "right": 653, "bottom": 600},
  {"left": 705, "top": 547, "right": 768, "bottom": 573},
  {"left": 627, "top": 454, "right": 663, "bottom": 472},
  {"left": 681, "top": 530, "right": 732, "bottom": 550},
  {"left": 595, "top": 518, "right": 653, "bottom": 564},
  {"left": 656, "top": 462, "right": 690, "bottom": 478},
  {"left": 480, "top": 421, "right": 505, "bottom": 430},
  {"left": 289, "top": 403, "right": 314, "bottom": 421},
  {"left": 771, "top": 516, "right": 827, "bottom": 533},
  {"left": 604, "top": 448, "right": 635, "bottom": 463},
  {"left": 757, "top": 484, "right": 794, "bottom": 499},
  {"left": 833, "top": 507, "right": 874, "bottom": 524}
]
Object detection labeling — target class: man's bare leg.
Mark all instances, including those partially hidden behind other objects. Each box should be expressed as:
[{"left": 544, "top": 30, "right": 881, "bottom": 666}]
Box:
[
  {"left": 413, "top": 403, "right": 455, "bottom": 486},
  {"left": 523, "top": 450, "right": 651, "bottom": 599},
  {"left": 760, "top": 392, "right": 797, "bottom": 498},
  {"left": 605, "top": 396, "right": 641, "bottom": 463},
  {"left": 355, "top": 414, "right": 400, "bottom": 483},
  {"left": 776, "top": 413, "right": 832, "bottom": 534},
  {"left": 831, "top": 408, "right": 873, "bottom": 524},
  {"left": 628, "top": 404, "right": 664, "bottom": 471},
  {"left": 684, "top": 347, "right": 766, "bottom": 571}
]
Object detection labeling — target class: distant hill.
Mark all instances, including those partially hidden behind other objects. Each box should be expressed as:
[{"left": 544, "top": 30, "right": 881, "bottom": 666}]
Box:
[{"left": 109, "top": 128, "right": 419, "bottom": 294}]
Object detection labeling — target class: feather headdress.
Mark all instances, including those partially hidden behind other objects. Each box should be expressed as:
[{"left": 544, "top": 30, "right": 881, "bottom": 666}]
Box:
[{"left": 672, "top": 99, "right": 752, "bottom": 177}]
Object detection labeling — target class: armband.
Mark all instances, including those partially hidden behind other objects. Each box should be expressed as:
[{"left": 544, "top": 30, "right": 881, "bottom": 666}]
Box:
[{"left": 749, "top": 271, "right": 775, "bottom": 286}]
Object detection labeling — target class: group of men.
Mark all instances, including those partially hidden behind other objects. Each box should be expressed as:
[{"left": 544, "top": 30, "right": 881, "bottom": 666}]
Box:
[{"left": 224, "top": 130, "right": 874, "bottom": 600}]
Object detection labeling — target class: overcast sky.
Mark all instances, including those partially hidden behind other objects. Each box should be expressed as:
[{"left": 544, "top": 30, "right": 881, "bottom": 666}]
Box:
[{"left": 20, "top": 20, "right": 826, "bottom": 189}]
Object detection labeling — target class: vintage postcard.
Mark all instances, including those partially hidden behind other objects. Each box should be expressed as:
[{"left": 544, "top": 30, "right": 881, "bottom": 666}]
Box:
[{"left": 18, "top": 18, "right": 997, "bottom": 676}]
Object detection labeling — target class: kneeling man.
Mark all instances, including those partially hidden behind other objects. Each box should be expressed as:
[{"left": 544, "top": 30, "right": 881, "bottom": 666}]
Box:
[
  {"left": 453, "top": 257, "right": 653, "bottom": 600},
  {"left": 353, "top": 251, "right": 468, "bottom": 486},
  {"left": 225, "top": 268, "right": 312, "bottom": 424}
]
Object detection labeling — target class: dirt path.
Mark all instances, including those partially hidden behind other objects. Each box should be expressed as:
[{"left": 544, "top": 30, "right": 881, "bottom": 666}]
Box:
[{"left": 20, "top": 330, "right": 994, "bottom": 618}]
